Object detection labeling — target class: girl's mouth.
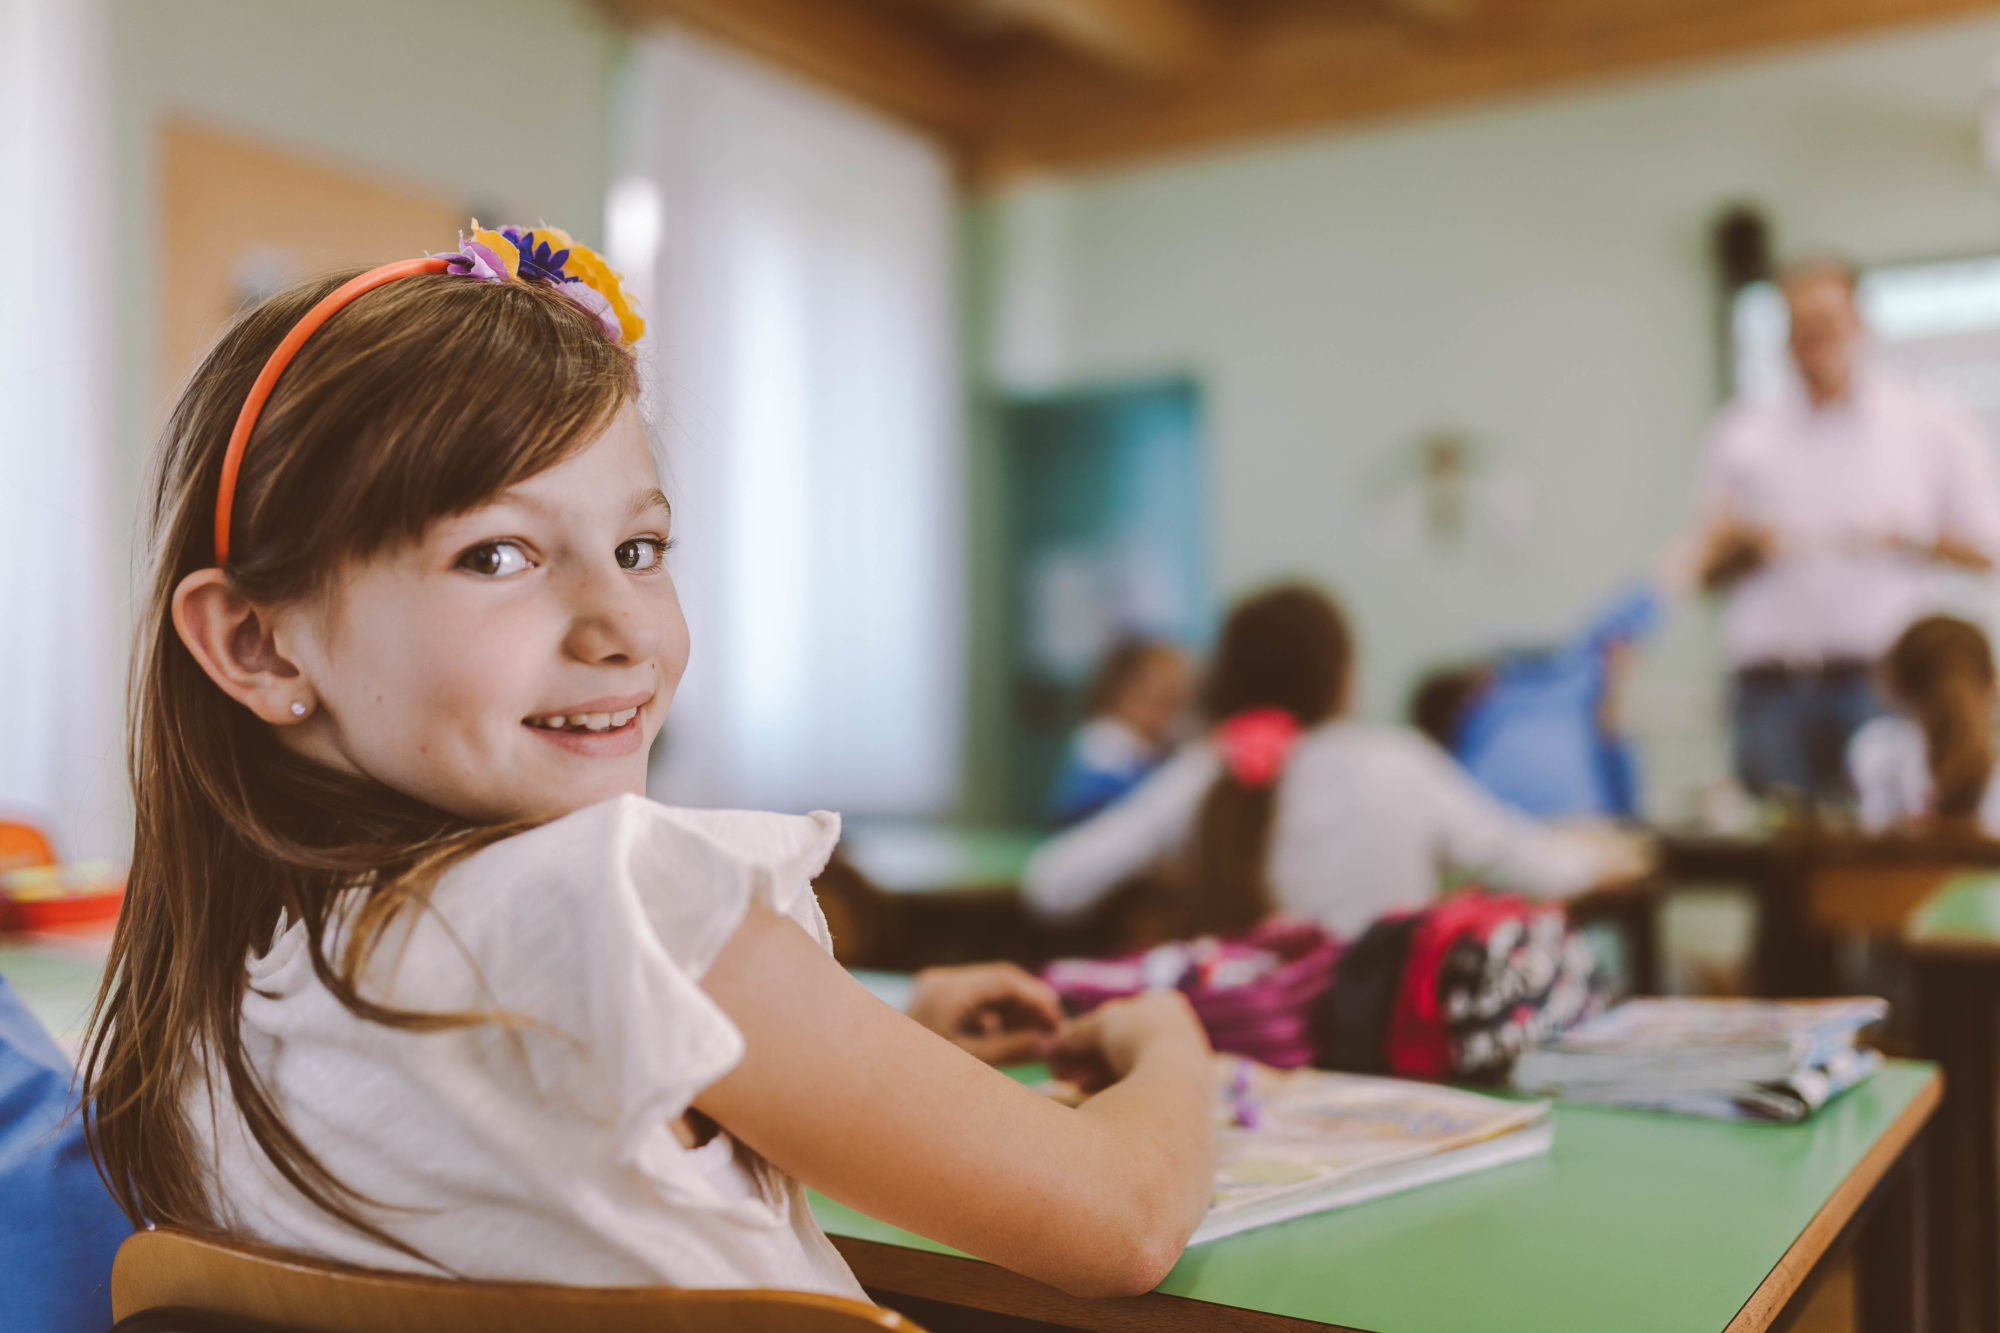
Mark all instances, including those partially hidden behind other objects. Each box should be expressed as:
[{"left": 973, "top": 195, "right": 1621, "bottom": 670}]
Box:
[
  {"left": 521, "top": 697, "right": 650, "bottom": 757},
  {"left": 523, "top": 707, "right": 641, "bottom": 733}
]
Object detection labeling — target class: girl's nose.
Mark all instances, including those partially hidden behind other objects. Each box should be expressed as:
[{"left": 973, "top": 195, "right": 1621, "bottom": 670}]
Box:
[{"left": 561, "top": 563, "right": 664, "bottom": 666}]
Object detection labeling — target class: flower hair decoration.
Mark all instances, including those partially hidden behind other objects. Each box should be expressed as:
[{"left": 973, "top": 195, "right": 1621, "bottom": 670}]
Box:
[
  {"left": 1214, "top": 708, "right": 1302, "bottom": 788},
  {"left": 212, "top": 220, "right": 645, "bottom": 565},
  {"left": 438, "top": 222, "right": 645, "bottom": 347}
]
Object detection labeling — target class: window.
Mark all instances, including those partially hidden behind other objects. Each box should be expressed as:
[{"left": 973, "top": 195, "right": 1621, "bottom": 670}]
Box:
[{"left": 618, "top": 27, "right": 965, "bottom": 815}]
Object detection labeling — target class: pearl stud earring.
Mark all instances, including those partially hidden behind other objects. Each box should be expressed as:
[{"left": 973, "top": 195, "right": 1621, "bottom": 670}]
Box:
[{"left": 290, "top": 701, "right": 308, "bottom": 718}]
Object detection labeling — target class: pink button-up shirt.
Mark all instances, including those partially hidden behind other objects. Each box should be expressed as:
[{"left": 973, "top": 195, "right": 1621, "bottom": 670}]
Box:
[{"left": 1695, "top": 371, "right": 2000, "bottom": 669}]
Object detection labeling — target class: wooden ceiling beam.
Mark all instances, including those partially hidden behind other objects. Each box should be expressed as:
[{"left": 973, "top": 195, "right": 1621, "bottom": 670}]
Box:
[
  {"left": 603, "top": 0, "right": 991, "bottom": 142},
  {"left": 976, "top": 0, "right": 1220, "bottom": 78},
  {"left": 1378, "top": 0, "right": 1483, "bottom": 31},
  {"left": 976, "top": 0, "right": 2000, "bottom": 180}
]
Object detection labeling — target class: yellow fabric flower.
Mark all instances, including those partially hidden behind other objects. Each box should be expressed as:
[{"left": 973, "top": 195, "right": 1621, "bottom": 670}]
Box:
[
  {"left": 535, "top": 225, "right": 646, "bottom": 346},
  {"left": 466, "top": 221, "right": 520, "bottom": 280}
]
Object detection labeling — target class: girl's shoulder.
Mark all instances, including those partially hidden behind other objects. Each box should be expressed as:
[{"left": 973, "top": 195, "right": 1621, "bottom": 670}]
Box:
[
  {"left": 462, "top": 793, "right": 837, "bottom": 888},
  {"left": 1291, "top": 720, "right": 1434, "bottom": 768},
  {"left": 425, "top": 795, "right": 842, "bottom": 979}
]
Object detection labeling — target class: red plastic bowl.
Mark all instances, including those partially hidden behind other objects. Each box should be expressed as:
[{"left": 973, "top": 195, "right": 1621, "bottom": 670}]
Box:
[{"left": 0, "top": 881, "right": 124, "bottom": 932}]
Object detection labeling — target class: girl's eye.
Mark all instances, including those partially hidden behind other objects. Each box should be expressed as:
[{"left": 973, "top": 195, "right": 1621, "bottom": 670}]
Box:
[
  {"left": 456, "top": 540, "right": 533, "bottom": 578},
  {"left": 617, "top": 537, "right": 672, "bottom": 572}
]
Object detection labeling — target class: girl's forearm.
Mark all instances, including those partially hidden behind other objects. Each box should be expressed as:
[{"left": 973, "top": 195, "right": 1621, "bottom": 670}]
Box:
[{"left": 1075, "top": 1044, "right": 1217, "bottom": 1255}]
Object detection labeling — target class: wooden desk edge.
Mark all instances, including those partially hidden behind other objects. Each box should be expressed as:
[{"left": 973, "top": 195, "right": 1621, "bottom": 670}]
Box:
[
  {"left": 1903, "top": 931, "right": 2000, "bottom": 961},
  {"left": 830, "top": 1237, "right": 1363, "bottom": 1333},
  {"left": 1722, "top": 1068, "right": 1942, "bottom": 1333}
]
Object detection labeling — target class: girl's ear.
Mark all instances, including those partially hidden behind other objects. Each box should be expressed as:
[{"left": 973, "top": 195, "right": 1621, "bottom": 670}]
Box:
[{"left": 171, "top": 569, "right": 313, "bottom": 725}]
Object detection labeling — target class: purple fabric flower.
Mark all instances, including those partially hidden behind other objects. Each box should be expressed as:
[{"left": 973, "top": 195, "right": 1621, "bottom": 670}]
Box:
[
  {"left": 553, "top": 279, "right": 622, "bottom": 342},
  {"left": 440, "top": 238, "right": 515, "bottom": 283},
  {"left": 500, "top": 227, "right": 572, "bottom": 284}
]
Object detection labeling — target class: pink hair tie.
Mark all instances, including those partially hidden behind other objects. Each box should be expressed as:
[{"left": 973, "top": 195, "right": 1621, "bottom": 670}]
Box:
[{"left": 1215, "top": 708, "right": 1302, "bottom": 788}]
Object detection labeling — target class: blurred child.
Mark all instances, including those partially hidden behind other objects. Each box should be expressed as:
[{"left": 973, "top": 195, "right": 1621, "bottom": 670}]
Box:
[
  {"left": 1409, "top": 582, "right": 1660, "bottom": 819},
  {"left": 1848, "top": 614, "right": 2000, "bottom": 834},
  {"left": 81, "top": 229, "right": 1215, "bottom": 1301},
  {"left": 1025, "top": 583, "right": 1648, "bottom": 938},
  {"left": 1046, "top": 638, "right": 1192, "bottom": 827}
]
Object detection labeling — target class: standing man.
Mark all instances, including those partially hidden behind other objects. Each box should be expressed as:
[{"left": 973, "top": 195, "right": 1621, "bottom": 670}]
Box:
[{"left": 1695, "top": 255, "right": 2000, "bottom": 801}]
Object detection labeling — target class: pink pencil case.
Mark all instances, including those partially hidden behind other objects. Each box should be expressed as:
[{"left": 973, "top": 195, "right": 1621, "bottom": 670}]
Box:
[{"left": 1043, "top": 920, "right": 1340, "bottom": 1069}]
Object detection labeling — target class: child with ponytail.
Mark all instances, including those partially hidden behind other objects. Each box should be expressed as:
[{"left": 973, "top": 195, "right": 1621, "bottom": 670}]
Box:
[
  {"left": 1849, "top": 614, "right": 2000, "bottom": 833},
  {"left": 81, "top": 226, "right": 1215, "bottom": 1299},
  {"left": 1024, "top": 584, "right": 1647, "bottom": 938}
]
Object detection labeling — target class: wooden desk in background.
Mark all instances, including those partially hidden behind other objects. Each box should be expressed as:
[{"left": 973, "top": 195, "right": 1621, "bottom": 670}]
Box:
[
  {"left": 1657, "top": 828, "right": 2000, "bottom": 998},
  {"left": 1782, "top": 854, "right": 2000, "bottom": 1333},
  {"left": 814, "top": 825, "right": 1045, "bottom": 970},
  {"left": 1656, "top": 830, "right": 1816, "bottom": 996},
  {"left": 818, "top": 824, "right": 1190, "bottom": 972},
  {"left": 814, "top": 1060, "right": 1939, "bottom": 1333},
  {"left": 1904, "top": 873, "right": 2000, "bottom": 1333},
  {"left": 829, "top": 824, "right": 1667, "bottom": 989}
]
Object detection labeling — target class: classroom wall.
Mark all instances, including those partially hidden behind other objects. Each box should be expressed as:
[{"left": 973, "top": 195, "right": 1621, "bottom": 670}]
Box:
[{"left": 965, "top": 13, "right": 2000, "bottom": 822}]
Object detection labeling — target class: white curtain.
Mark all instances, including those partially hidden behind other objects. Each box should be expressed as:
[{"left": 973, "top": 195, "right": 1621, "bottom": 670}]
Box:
[
  {"left": 0, "top": 0, "right": 124, "bottom": 861},
  {"left": 616, "top": 27, "right": 965, "bottom": 816}
]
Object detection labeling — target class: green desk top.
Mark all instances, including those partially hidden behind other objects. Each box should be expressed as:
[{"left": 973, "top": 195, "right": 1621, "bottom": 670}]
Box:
[
  {"left": 0, "top": 937, "right": 111, "bottom": 1057},
  {"left": 838, "top": 823, "right": 1043, "bottom": 896},
  {"left": 1908, "top": 871, "right": 2000, "bottom": 950},
  {"left": 812, "top": 1060, "right": 1936, "bottom": 1333}
]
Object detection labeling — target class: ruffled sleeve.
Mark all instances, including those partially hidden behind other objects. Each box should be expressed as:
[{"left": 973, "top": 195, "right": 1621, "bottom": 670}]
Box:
[{"left": 393, "top": 796, "right": 841, "bottom": 1164}]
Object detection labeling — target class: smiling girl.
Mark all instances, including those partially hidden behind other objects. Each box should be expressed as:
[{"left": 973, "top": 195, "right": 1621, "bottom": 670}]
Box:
[{"left": 81, "top": 228, "right": 1214, "bottom": 1300}]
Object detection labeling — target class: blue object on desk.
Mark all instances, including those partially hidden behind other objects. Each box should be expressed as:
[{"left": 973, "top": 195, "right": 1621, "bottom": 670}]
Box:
[
  {"left": 0, "top": 974, "right": 131, "bottom": 1332},
  {"left": 1455, "top": 583, "right": 1660, "bottom": 819}
]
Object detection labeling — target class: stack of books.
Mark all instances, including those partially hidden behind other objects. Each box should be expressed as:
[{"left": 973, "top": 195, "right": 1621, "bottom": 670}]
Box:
[{"left": 1510, "top": 997, "right": 1886, "bottom": 1122}]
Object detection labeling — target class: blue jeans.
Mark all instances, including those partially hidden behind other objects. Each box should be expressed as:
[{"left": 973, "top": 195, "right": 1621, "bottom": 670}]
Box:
[{"left": 1731, "top": 665, "right": 1884, "bottom": 803}]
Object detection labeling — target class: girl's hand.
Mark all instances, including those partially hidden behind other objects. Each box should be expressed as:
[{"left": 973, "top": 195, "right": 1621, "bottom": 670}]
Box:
[
  {"left": 1048, "top": 990, "right": 1209, "bottom": 1095},
  {"left": 904, "top": 963, "right": 1064, "bottom": 1065}
]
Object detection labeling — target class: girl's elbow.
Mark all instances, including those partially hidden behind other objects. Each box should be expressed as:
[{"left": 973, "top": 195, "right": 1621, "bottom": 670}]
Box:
[
  {"left": 1114, "top": 1222, "right": 1190, "bottom": 1295},
  {"left": 1051, "top": 1192, "right": 1194, "bottom": 1297},
  {"left": 1046, "top": 1244, "right": 1177, "bottom": 1299}
]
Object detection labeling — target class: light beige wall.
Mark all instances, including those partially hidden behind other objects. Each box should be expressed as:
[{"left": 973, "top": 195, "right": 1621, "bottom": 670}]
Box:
[
  {"left": 156, "top": 120, "right": 469, "bottom": 405},
  {"left": 972, "top": 13, "right": 2000, "bottom": 818}
]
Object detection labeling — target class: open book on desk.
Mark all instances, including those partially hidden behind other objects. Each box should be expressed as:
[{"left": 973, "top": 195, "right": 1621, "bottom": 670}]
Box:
[{"left": 1047, "top": 1057, "right": 1552, "bottom": 1245}]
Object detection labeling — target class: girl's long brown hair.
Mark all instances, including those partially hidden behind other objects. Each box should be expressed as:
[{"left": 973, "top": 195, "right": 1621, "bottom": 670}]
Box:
[
  {"left": 81, "top": 270, "right": 636, "bottom": 1253},
  {"left": 1884, "top": 615, "right": 1999, "bottom": 824},
  {"left": 1190, "top": 584, "right": 1352, "bottom": 933}
]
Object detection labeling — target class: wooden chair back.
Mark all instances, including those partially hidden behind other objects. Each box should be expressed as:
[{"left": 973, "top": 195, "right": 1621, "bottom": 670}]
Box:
[{"left": 112, "top": 1228, "right": 927, "bottom": 1333}]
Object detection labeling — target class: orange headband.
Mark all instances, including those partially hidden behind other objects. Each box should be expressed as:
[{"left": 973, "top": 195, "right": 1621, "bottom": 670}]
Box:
[{"left": 211, "top": 256, "right": 449, "bottom": 566}]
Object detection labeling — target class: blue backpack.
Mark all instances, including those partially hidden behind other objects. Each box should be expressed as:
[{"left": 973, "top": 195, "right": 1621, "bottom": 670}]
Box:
[{"left": 0, "top": 975, "right": 132, "bottom": 1332}]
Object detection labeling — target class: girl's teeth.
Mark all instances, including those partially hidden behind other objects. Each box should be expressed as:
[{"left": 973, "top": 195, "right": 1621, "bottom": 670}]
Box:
[{"left": 529, "top": 708, "right": 641, "bottom": 732}]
